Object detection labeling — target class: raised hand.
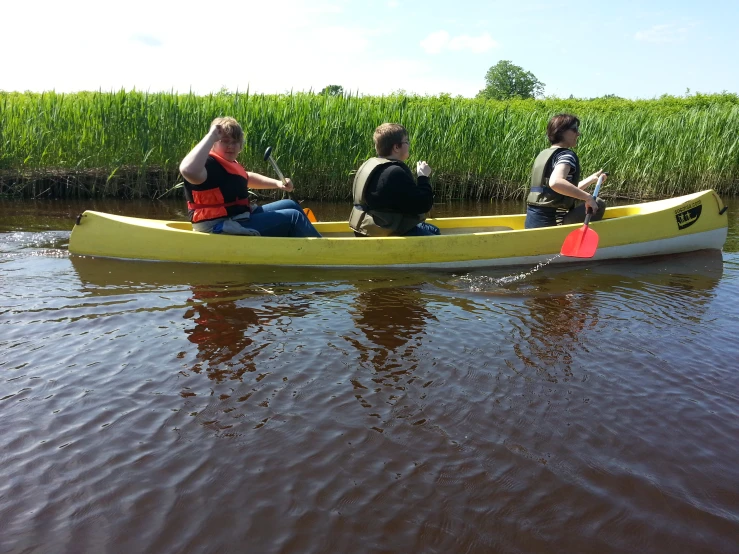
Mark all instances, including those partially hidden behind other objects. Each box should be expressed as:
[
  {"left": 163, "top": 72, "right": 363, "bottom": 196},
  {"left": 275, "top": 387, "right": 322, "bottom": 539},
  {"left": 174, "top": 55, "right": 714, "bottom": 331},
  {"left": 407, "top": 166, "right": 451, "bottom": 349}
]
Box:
[
  {"left": 417, "top": 161, "right": 432, "bottom": 177},
  {"left": 209, "top": 123, "right": 227, "bottom": 143}
]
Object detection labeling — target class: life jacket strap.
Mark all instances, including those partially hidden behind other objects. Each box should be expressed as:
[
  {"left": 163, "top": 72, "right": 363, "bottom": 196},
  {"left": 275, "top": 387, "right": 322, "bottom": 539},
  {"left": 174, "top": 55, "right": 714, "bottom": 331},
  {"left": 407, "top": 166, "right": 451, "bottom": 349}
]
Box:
[{"left": 187, "top": 198, "right": 251, "bottom": 210}]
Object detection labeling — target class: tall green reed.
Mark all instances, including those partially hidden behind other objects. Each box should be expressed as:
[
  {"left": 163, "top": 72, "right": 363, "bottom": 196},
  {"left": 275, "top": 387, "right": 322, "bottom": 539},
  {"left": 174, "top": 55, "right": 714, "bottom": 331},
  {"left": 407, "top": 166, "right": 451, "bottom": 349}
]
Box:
[{"left": 0, "top": 90, "right": 737, "bottom": 200}]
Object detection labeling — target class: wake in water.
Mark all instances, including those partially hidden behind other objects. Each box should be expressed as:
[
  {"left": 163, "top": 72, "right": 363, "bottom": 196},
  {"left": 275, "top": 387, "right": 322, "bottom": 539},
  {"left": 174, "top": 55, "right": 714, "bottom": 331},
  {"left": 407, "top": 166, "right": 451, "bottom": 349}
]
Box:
[
  {"left": 455, "top": 254, "right": 562, "bottom": 292},
  {"left": 494, "top": 254, "right": 562, "bottom": 285},
  {"left": 0, "top": 231, "right": 71, "bottom": 260}
]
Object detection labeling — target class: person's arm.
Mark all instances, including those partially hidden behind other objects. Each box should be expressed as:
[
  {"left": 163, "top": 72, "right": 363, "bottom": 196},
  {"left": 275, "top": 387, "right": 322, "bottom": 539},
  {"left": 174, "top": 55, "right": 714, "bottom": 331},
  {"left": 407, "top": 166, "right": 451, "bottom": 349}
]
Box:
[
  {"left": 372, "top": 165, "right": 434, "bottom": 213},
  {"left": 247, "top": 173, "right": 295, "bottom": 192},
  {"left": 549, "top": 163, "right": 598, "bottom": 213},
  {"left": 577, "top": 169, "right": 607, "bottom": 190},
  {"left": 179, "top": 124, "right": 224, "bottom": 185}
]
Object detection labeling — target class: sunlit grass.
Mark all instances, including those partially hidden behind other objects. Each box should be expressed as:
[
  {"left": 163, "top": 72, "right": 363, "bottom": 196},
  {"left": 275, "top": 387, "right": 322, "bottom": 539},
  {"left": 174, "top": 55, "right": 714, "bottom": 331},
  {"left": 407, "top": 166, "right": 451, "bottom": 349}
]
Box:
[{"left": 1, "top": 90, "right": 737, "bottom": 199}]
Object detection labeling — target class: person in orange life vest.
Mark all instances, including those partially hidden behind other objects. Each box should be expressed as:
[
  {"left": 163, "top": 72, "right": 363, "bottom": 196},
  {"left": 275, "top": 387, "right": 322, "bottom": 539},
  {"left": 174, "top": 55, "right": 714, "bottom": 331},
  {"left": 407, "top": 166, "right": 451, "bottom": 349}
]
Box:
[{"left": 179, "top": 117, "right": 321, "bottom": 238}]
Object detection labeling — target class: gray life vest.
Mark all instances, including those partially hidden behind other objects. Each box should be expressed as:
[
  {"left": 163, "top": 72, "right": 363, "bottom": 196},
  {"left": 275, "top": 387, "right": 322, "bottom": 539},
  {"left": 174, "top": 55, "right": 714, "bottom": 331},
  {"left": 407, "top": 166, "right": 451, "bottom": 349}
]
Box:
[
  {"left": 348, "top": 157, "right": 426, "bottom": 236},
  {"left": 526, "top": 146, "right": 581, "bottom": 210}
]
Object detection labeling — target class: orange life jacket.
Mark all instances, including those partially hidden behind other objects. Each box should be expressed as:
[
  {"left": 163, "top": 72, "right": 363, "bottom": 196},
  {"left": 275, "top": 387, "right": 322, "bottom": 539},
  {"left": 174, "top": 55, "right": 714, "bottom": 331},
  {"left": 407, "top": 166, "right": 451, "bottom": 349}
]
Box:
[{"left": 185, "top": 154, "right": 251, "bottom": 223}]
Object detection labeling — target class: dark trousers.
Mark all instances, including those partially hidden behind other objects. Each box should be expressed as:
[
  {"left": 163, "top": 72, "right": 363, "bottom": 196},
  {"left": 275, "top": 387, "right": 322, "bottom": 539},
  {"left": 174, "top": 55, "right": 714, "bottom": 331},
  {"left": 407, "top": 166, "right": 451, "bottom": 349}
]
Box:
[
  {"left": 525, "top": 199, "right": 607, "bottom": 229},
  {"left": 404, "top": 222, "right": 441, "bottom": 236}
]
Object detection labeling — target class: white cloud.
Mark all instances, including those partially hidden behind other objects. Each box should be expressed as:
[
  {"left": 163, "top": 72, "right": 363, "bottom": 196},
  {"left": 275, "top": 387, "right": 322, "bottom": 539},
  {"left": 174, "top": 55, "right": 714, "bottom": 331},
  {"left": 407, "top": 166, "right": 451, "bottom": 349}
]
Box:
[
  {"left": 130, "top": 34, "right": 163, "bottom": 47},
  {"left": 0, "top": 1, "right": 486, "bottom": 97},
  {"left": 634, "top": 23, "right": 693, "bottom": 44},
  {"left": 448, "top": 33, "right": 498, "bottom": 53},
  {"left": 420, "top": 31, "right": 498, "bottom": 54},
  {"left": 420, "top": 31, "right": 450, "bottom": 54},
  {"left": 388, "top": 0, "right": 399, "bottom": 7}
]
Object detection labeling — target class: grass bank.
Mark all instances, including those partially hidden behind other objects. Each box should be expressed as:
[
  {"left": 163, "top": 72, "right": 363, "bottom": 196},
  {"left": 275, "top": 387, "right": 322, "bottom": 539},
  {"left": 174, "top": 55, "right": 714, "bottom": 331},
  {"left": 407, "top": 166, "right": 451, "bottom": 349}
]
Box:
[{"left": 1, "top": 90, "right": 737, "bottom": 200}]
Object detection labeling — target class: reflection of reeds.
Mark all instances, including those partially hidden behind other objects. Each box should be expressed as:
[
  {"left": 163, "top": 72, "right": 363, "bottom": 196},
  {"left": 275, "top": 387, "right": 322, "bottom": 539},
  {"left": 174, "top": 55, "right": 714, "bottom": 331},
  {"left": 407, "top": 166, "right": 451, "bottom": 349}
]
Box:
[{"left": 1, "top": 90, "right": 737, "bottom": 200}]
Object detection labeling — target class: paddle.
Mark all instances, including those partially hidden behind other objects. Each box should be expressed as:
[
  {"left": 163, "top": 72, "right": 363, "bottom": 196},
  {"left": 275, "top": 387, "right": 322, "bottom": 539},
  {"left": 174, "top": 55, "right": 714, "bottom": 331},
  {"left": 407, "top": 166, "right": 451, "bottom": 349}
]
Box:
[
  {"left": 560, "top": 174, "right": 605, "bottom": 258},
  {"left": 263, "top": 146, "right": 317, "bottom": 222}
]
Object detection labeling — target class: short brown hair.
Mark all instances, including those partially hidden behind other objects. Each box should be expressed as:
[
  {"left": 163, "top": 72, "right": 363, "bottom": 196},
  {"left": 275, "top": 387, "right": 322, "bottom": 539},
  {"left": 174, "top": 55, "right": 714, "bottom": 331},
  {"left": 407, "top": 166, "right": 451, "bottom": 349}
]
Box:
[
  {"left": 211, "top": 116, "right": 244, "bottom": 143},
  {"left": 546, "top": 113, "right": 580, "bottom": 144},
  {"left": 373, "top": 123, "right": 407, "bottom": 156}
]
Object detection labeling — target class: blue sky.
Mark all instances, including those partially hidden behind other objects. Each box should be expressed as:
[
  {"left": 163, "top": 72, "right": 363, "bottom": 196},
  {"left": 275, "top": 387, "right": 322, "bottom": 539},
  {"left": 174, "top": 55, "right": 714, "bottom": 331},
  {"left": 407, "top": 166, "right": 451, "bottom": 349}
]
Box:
[{"left": 2, "top": 0, "right": 737, "bottom": 98}]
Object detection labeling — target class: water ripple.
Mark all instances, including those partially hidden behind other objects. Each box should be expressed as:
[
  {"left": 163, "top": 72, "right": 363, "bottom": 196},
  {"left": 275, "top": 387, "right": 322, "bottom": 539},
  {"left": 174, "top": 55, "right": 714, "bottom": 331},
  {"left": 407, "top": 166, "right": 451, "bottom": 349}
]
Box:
[{"left": 1, "top": 235, "right": 738, "bottom": 553}]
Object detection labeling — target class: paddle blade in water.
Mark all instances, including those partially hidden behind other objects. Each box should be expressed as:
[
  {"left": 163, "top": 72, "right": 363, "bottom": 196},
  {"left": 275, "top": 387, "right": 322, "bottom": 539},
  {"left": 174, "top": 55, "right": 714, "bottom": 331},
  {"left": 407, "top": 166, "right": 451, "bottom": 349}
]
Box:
[
  {"left": 303, "top": 207, "right": 317, "bottom": 222},
  {"left": 560, "top": 225, "right": 599, "bottom": 258}
]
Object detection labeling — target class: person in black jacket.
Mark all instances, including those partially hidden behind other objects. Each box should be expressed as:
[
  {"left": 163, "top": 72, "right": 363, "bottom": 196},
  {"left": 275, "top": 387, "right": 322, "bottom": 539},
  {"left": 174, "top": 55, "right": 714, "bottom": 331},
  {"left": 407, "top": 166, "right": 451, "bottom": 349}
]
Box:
[{"left": 349, "top": 123, "right": 440, "bottom": 237}]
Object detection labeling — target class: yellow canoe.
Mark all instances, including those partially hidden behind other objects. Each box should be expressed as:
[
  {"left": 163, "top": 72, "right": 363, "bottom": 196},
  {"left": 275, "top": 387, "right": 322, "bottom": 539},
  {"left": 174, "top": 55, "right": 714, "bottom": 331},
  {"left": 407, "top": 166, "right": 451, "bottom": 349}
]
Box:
[{"left": 68, "top": 190, "right": 728, "bottom": 268}]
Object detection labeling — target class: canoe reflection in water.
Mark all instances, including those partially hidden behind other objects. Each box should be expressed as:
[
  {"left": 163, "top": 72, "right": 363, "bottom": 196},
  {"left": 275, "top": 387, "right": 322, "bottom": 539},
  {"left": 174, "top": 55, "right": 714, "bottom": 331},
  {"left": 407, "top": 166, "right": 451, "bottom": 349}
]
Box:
[
  {"left": 69, "top": 256, "right": 312, "bottom": 407},
  {"left": 504, "top": 250, "right": 724, "bottom": 382},
  {"left": 518, "top": 293, "right": 599, "bottom": 382},
  {"left": 344, "top": 285, "right": 437, "bottom": 426},
  {"left": 180, "top": 286, "right": 318, "bottom": 410},
  {"left": 185, "top": 285, "right": 293, "bottom": 381}
]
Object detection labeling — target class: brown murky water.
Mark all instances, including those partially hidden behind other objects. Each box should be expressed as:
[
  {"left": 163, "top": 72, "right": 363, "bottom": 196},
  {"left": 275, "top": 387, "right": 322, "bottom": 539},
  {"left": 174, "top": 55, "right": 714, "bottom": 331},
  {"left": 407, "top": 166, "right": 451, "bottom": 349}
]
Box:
[{"left": 1, "top": 198, "right": 738, "bottom": 554}]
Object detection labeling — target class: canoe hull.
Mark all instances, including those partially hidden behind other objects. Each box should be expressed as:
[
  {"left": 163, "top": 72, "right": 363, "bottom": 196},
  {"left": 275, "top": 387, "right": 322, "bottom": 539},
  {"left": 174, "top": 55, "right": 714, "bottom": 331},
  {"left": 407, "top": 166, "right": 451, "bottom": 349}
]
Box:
[{"left": 68, "top": 190, "right": 728, "bottom": 269}]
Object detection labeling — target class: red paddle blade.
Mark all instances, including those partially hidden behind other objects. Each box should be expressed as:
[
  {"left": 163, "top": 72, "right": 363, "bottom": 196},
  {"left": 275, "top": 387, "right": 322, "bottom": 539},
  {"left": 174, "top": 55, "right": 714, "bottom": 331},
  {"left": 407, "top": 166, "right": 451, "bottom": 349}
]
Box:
[
  {"left": 560, "top": 225, "right": 599, "bottom": 258},
  {"left": 303, "top": 207, "right": 317, "bottom": 222}
]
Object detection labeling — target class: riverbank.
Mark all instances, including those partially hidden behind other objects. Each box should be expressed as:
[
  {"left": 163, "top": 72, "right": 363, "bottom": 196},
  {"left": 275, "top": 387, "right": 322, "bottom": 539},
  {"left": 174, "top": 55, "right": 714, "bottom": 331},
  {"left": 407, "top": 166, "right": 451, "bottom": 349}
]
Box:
[{"left": 1, "top": 90, "right": 737, "bottom": 200}]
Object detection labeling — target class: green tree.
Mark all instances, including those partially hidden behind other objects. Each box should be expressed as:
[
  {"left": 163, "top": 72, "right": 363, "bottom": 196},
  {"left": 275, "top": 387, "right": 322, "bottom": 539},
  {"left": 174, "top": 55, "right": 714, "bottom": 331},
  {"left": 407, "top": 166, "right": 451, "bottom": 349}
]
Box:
[
  {"left": 477, "top": 60, "right": 545, "bottom": 100},
  {"left": 320, "top": 85, "right": 344, "bottom": 97}
]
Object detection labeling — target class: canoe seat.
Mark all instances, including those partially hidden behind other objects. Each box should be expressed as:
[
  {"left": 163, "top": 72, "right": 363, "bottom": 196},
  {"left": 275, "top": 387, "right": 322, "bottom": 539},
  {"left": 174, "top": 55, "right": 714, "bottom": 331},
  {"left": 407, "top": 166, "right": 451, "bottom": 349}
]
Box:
[
  {"left": 320, "top": 226, "right": 514, "bottom": 238},
  {"left": 441, "top": 226, "right": 513, "bottom": 235}
]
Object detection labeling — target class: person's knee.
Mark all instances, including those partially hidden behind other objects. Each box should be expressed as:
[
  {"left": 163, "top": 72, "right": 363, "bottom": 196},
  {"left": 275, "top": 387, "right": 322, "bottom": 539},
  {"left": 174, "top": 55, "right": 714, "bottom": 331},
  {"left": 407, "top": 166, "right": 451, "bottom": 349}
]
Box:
[
  {"left": 220, "top": 220, "right": 261, "bottom": 236},
  {"left": 593, "top": 198, "right": 607, "bottom": 221},
  {"left": 286, "top": 209, "right": 305, "bottom": 223}
]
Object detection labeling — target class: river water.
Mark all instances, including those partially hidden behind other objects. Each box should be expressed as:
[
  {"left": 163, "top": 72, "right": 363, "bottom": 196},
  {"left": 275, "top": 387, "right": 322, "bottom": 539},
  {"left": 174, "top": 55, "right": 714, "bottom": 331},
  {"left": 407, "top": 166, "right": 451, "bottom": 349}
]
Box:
[{"left": 1, "top": 198, "right": 738, "bottom": 554}]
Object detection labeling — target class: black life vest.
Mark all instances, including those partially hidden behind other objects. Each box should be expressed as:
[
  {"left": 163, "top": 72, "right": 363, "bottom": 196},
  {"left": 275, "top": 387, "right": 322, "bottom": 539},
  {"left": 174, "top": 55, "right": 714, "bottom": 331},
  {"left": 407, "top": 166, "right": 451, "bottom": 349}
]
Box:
[
  {"left": 526, "top": 147, "right": 581, "bottom": 211},
  {"left": 348, "top": 157, "right": 425, "bottom": 237}
]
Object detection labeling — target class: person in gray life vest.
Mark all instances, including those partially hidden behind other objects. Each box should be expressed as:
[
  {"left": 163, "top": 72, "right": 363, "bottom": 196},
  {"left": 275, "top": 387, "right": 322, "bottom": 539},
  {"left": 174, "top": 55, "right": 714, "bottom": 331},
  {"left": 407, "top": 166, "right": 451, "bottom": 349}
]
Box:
[
  {"left": 524, "top": 113, "right": 608, "bottom": 229},
  {"left": 349, "top": 123, "right": 440, "bottom": 237}
]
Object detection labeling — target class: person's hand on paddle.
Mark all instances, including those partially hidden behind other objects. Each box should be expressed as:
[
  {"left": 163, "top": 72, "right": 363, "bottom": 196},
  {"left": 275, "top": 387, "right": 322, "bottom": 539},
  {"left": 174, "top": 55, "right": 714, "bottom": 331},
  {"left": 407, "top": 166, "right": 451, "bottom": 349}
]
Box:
[
  {"left": 417, "top": 161, "right": 432, "bottom": 177},
  {"left": 584, "top": 194, "right": 599, "bottom": 214},
  {"left": 276, "top": 177, "right": 294, "bottom": 193},
  {"left": 585, "top": 169, "right": 607, "bottom": 187}
]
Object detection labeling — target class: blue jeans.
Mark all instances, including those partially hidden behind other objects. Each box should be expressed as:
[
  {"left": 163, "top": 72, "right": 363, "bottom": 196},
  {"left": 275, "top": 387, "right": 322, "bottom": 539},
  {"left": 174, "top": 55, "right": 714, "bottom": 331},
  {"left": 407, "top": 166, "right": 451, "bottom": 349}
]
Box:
[
  {"left": 404, "top": 222, "right": 441, "bottom": 236},
  {"left": 227, "top": 200, "right": 321, "bottom": 238},
  {"left": 525, "top": 200, "right": 606, "bottom": 229},
  {"left": 524, "top": 206, "right": 559, "bottom": 229}
]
